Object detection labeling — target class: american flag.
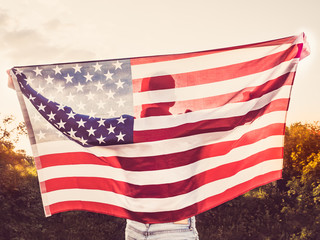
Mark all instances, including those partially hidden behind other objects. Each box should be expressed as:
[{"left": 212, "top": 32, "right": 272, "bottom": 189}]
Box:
[{"left": 11, "top": 33, "right": 309, "bottom": 223}]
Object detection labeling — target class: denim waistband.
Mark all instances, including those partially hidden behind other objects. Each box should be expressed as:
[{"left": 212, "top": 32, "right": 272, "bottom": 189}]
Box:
[{"left": 125, "top": 217, "right": 199, "bottom": 239}]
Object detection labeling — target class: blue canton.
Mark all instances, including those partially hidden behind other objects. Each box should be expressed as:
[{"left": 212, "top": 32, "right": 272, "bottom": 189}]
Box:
[{"left": 13, "top": 59, "right": 134, "bottom": 146}]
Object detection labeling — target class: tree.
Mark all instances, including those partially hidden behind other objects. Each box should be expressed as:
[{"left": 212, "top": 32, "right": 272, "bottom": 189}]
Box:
[
  {"left": 0, "top": 115, "right": 27, "bottom": 150},
  {"left": 283, "top": 122, "right": 320, "bottom": 178}
]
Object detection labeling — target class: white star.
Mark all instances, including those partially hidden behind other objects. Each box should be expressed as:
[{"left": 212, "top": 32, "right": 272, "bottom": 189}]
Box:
[
  {"left": 76, "top": 118, "right": 86, "bottom": 128},
  {"left": 37, "top": 130, "right": 46, "bottom": 140},
  {"left": 107, "top": 108, "right": 116, "bottom": 117},
  {"left": 116, "top": 98, "right": 125, "bottom": 107},
  {"left": 117, "top": 115, "right": 126, "bottom": 124},
  {"left": 47, "top": 95, "right": 56, "bottom": 103},
  {"left": 56, "top": 119, "right": 66, "bottom": 129},
  {"left": 115, "top": 79, "right": 124, "bottom": 89},
  {"left": 64, "top": 74, "right": 74, "bottom": 83},
  {"left": 25, "top": 76, "right": 34, "bottom": 85},
  {"left": 35, "top": 85, "right": 45, "bottom": 94},
  {"left": 68, "top": 128, "right": 77, "bottom": 138},
  {"left": 75, "top": 82, "right": 84, "bottom": 92},
  {"left": 55, "top": 84, "right": 64, "bottom": 93},
  {"left": 93, "top": 62, "right": 102, "bottom": 71},
  {"left": 77, "top": 102, "right": 86, "bottom": 111},
  {"left": 73, "top": 64, "right": 82, "bottom": 73},
  {"left": 37, "top": 103, "right": 46, "bottom": 112},
  {"left": 19, "top": 82, "right": 24, "bottom": 89},
  {"left": 33, "top": 114, "right": 41, "bottom": 122},
  {"left": 57, "top": 104, "right": 65, "bottom": 111},
  {"left": 97, "top": 135, "right": 106, "bottom": 144},
  {"left": 86, "top": 91, "right": 95, "bottom": 100},
  {"left": 95, "top": 81, "right": 104, "bottom": 91},
  {"left": 106, "top": 89, "right": 115, "bottom": 99},
  {"left": 53, "top": 65, "right": 62, "bottom": 75},
  {"left": 88, "top": 110, "right": 96, "bottom": 119},
  {"left": 104, "top": 70, "right": 113, "bottom": 80},
  {"left": 47, "top": 111, "right": 56, "bottom": 121},
  {"left": 97, "top": 118, "right": 105, "bottom": 127},
  {"left": 97, "top": 100, "right": 105, "bottom": 109},
  {"left": 84, "top": 72, "right": 93, "bottom": 82},
  {"left": 79, "top": 137, "right": 88, "bottom": 145},
  {"left": 87, "top": 126, "right": 97, "bottom": 136},
  {"left": 116, "top": 132, "right": 126, "bottom": 142},
  {"left": 107, "top": 124, "right": 116, "bottom": 134},
  {"left": 57, "top": 131, "right": 64, "bottom": 138},
  {"left": 29, "top": 94, "right": 36, "bottom": 102},
  {"left": 112, "top": 60, "right": 123, "bottom": 70},
  {"left": 67, "top": 110, "right": 76, "bottom": 119},
  {"left": 33, "top": 67, "right": 42, "bottom": 76},
  {"left": 45, "top": 75, "right": 54, "bottom": 84},
  {"left": 66, "top": 92, "right": 75, "bottom": 102},
  {"left": 15, "top": 69, "right": 23, "bottom": 75},
  {"left": 45, "top": 122, "right": 53, "bottom": 130}
]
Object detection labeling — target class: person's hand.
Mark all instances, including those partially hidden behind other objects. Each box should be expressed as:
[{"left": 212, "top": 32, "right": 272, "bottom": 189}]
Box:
[{"left": 7, "top": 69, "right": 15, "bottom": 89}]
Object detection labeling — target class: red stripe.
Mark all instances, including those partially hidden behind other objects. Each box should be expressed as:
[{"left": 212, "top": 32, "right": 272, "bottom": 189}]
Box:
[
  {"left": 43, "top": 148, "right": 283, "bottom": 198},
  {"left": 132, "top": 45, "right": 299, "bottom": 93},
  {"left": 48, "top": 201, "right": 133, "bottom": 221},
  {"left": 134, "top": 72, "right": 295, "bottom": 118},
  {"left": 47, "top": 170, "right": 281, "bottom": 223},
  {"left": 38, "top": 152, "right": 119, "bottom": 170},
  {"left": 130, "top": 35, "right": 296, "bottom": 66},
  {"left": 38, "top": 123, "right": 284, "bottom": 171},
  {"left": 134, "top": 98, "right": 289, "bottom": 143},
  {"left": 131, "top": 48, "right": 227, "bottom": 66}
]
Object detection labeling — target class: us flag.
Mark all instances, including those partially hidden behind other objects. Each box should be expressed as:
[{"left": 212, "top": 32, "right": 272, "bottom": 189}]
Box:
[{"left": 11, "top": 33, "right": 309, "bottom": 223}]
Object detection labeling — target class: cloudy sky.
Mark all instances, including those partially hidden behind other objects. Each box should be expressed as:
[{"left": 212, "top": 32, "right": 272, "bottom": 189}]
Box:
[{"left": 0, "top": 0, "right": 319, "bottom": 151}]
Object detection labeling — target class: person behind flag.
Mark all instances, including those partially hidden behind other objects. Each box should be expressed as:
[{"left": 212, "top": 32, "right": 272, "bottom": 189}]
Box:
[{"left": 124, "top": 75, "right": 199, "bottom": 239}]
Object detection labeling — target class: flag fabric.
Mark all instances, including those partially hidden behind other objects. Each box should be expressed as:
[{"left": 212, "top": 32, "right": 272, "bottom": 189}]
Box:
[{"left": 11, "top": 33, "right": 310, "bottom": 223}]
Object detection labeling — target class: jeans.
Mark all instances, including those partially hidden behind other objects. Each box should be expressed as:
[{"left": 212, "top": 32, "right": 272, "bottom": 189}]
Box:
[{"left": 125, "top": 217, "right": 199, "bottom": 240}]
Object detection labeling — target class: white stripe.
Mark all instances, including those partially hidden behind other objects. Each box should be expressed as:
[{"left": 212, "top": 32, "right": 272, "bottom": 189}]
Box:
[
  {"left": 134, "top": 84, "right": 291, "bottom": 130},
  {"left": 37, "top": 134, "right": 283, "bottom": 184},
  {"left": 42, "top": 159, "right": 282, "bottom": 212},
  {"left": 133, "top": 59, "right": 298, "bottom": 106},
  {"left": 33, "top": 110, "right": 287, "bottom": 158},
  {"left": 131, "top": 43, "right": 293, "bottom": 79}
]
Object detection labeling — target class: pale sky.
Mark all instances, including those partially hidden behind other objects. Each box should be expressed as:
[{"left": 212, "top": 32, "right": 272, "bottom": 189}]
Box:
[{"left": 0, "top": 0, "right": 319, "bottom": 152}]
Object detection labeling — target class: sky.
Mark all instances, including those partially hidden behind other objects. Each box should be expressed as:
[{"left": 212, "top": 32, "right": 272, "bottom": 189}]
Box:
[{"left": 0, "top": 0, "right": 319, "bottom": 152}]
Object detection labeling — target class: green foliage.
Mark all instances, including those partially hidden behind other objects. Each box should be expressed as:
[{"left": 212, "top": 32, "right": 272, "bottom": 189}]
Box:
[
  {"left": 1, "top": 118, "right": 320, "bottom": 239},
  {"left": 0, "top": 115, "right": 27, "bottom": 150},
  {"left": 283, "top": 122, "right": 320, "bottom": 178}
]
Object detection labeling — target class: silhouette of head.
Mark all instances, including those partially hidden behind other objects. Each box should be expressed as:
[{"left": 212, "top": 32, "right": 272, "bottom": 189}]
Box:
[{"left": 140, "top": 74, "right": 176, "bottom": 117}]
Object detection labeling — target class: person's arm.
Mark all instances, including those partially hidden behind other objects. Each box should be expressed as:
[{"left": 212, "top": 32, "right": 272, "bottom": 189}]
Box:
[{"left": 7, "top": 70, "right": 14, "bottom": 89}]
